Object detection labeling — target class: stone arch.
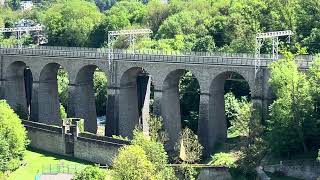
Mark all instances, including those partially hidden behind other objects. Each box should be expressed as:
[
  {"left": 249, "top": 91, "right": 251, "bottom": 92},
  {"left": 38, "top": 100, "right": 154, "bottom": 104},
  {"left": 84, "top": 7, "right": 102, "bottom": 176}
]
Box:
[
  {"left": 208, "top": 71, "right": 251, "bottom": 150},
  {"left": 5, "top": 61, "right": 33, "bottom": 117},
  {"left": 161, "top": 68, "right": 201, "bottom": 150},
  {"left": 69, "top": 64, "right": 108, "bottom": 133},
  {"left": 119, "top": 67, "right": 152, "bottom": 138},
  {"left": 38, "top": 62, "right": 67, "bottom": 126}
]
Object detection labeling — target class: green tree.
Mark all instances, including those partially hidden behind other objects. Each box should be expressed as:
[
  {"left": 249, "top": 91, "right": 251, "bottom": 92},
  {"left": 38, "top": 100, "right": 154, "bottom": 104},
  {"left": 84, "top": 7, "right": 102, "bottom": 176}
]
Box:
[
  {"left": 57, "top": 69, "right": 69, "bottom": 110},
  {"left": 0, "top": 100, "right": 28, "bottom": 172},
  {"left": 73, "top": 165, "right": 105, "bottom": 180},
  {"left": 112, "top": 145, "right": 156, "bottom": 180},
  {"left": 90, "top": 0, "right": 146, "bottom": 47},
  {"left": 40, "top": 0, "right": 103, "bottom": 46},
  {"left": 143, "top": 0, "right": 169, "bottom": 33},
  {"left": 179, "top": 71, "right": 200, "bottom": 133},
  {"left": 93, "top": 71, "right": 108, "bottom": 117},
  {"left": 148, "top": 115, "right": 168, "bottom": 144},
  {"left": 132, "top": 130, "right": 175, "bottom": 180},
  {"left": 225, "top": 93, "right": 252, "bottom": 138},
  {"left": 268, "top": 53, "right": 313, "bottom": 155},
  {"left": 60, "top": 103, "right": 67, "bottom": 119},
  {"left": 175, "top": 127, "right": 203, "bottom": 164}
]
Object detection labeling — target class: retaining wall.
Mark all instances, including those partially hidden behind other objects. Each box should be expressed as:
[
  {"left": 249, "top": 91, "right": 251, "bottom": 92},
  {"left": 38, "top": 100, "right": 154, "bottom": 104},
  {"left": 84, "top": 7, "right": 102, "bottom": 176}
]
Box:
[{"left": 22, "top": 120, "right": 129, "bottom": 165}]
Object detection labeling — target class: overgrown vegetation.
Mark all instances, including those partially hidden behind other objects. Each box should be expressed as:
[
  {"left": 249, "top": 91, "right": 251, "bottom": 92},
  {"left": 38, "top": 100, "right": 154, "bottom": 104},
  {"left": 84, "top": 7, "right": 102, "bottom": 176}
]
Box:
[
  {"left": 73, "top": 165, "right": 105, "bottom": 180},
  {"left": 110, "top": 130, "right": 176, "bottom": 180},
  {"left": 267, "top": 51, "right": 320, "bottom": 157},
  {"left": 0, "top": 100, "right": 28, "bottom": 173}
]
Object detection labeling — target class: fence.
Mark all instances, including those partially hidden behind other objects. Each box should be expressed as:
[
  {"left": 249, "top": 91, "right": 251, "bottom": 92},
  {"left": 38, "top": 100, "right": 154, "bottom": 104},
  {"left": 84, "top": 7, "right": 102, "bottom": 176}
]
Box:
[{"left": 35, "top": 163, "right": 87, "bottom": 180}]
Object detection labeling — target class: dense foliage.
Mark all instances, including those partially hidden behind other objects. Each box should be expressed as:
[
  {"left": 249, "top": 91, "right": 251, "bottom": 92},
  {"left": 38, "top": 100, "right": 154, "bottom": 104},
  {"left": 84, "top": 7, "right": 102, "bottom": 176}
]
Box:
[
  {"left": 0, "top": 100, "right": 28, "bottom": 172},
  {"left": 112, "top": 130, "right": 176, "bottom": 180},
  {"left": 225, "top": 92, "right": 252, "bottom": 138},
  {"left": 73, "top": 166, "right": 106, "bottom": 180},
  {"left": 175, "top": 128, "right": 203, "bottom": 164},
  {"left": 268, "top": 53, "right": 320, "bottom": 156},
  {"left": 1, "top": 0, "right": 320, "bottom": 53},
  {"left": 39, "top": 0, "right": 103, "bottom": 46}
]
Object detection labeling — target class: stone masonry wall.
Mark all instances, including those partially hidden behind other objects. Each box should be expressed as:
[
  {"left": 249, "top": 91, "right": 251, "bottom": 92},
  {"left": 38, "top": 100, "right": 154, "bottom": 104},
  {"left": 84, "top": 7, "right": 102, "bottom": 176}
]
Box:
[
  {"left": 22, "top": 120, "right": 127, "bottom": 165},
  {"left": 74, "top": 136, "right": 125, "bottom": 165},
  {"left": 24, "top": 123, "right": 66, "bottom": 155}
]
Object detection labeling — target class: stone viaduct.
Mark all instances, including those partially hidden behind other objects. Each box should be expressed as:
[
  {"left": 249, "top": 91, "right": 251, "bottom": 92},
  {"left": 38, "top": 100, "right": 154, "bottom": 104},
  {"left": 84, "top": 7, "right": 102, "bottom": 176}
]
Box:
[{"left": 0, "top": 46, "right": 314, "bottom": 154}]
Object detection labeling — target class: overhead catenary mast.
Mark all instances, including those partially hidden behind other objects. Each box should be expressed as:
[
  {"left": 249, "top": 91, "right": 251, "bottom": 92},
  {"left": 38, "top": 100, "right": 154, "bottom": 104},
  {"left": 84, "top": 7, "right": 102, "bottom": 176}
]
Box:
[
  {"left": 0, "top": 25, "right": 43, "bottom": 43},
  {"left": 255, "top": 30, "right": 293, "bottom": 77},
  {"left": 107, "top": 29, "right": 153, "bottom": 83}
]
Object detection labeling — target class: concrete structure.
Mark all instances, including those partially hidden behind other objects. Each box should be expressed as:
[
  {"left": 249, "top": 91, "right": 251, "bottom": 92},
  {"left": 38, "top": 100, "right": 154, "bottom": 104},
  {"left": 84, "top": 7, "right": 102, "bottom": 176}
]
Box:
[{"left": 0, "top": 46, "right": 315, "bottom": 154}]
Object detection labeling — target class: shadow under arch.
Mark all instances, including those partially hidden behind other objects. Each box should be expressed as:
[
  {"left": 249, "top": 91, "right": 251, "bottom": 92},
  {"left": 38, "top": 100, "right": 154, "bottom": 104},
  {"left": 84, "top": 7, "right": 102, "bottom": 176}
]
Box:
[
  {"left": 119, "top": 67, "right": 152, "bottom": 138},
  {"left": 5, "top": 61, "right": 33, "bottom": 119},
  {"left": 38, "top": 62, "right": 67, "bottom": 126},
  {"left": 161, "top": 69, "right": 201, "bottom": 151},
  {"left": 208, "top": 71, "right": 251, "bottom": 152}
]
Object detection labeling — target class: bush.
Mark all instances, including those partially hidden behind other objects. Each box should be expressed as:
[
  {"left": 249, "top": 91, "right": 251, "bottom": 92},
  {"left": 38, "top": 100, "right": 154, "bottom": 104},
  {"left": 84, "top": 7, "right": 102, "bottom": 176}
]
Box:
[
  {"left": 73, "top": 165, "right": 105, "bottom": 180},
  {"left": 112, "top": 145, "right": 156, "bottom": 180},
  {"left": 0, "top": 100, "right": 28, "bottom": 172},
  {"left": 132, "top": 131, "right": 176, "bottom": 180},
  {"left": 175, "top": 128, "right": 203, "bottom": 163},
  {"left": 0, "top": 171, "right": 6, "bottom": 180},
  {"left": 209, "top": 152, "right": 239, "bottom": 168},
  {"left": 60, "top": 104, "right": 67, "bottom": 119},
  {"left": 148, "top": 115, "right": 168, "bottom": 144}
]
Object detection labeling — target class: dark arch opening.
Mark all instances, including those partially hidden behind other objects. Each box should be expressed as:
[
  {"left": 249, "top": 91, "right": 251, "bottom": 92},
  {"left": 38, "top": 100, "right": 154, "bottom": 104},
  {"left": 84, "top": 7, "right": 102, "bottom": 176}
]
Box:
[
  {"left": 5, "top": 61, "right": 33, "bottom": 120},
  {"left": 73, "top": 65, "right": 108, "bottom": 134},
  {"left": 119, "top": 67, "right": 152, "bottom": 138},
  {"left": 208, "top": 71, "right": 251, "bottom": 151},
  {"left": 162, "top": 69, "right": 200, "bottom": 150},
  {"left": 93, "top": 68, "right": 108, "bottom": 136}
]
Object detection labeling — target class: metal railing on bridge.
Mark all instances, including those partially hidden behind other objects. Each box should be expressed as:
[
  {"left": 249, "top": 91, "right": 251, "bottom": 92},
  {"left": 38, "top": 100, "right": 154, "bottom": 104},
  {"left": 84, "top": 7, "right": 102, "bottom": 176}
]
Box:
[{"left": 0, "top": 45, "right": 316, "bottom": 68}]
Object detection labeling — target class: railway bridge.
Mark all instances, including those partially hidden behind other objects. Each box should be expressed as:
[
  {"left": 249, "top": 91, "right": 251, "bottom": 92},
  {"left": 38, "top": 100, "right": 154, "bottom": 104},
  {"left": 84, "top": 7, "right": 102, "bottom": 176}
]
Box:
[{"left": 0, "top": 46, "right": 314, "bottom": 154}]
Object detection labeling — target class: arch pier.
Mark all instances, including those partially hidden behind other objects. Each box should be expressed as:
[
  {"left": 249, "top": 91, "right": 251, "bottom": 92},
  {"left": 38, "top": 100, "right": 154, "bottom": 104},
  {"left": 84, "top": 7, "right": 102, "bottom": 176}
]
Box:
[{"left": 0, "top": 48, "right": 273, "bottom": 155}]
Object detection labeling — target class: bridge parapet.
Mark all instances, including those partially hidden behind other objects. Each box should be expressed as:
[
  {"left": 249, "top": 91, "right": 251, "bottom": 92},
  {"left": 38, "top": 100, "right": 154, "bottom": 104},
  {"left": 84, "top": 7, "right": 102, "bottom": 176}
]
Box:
[{"left": 0, "top": 46, "right": 316, "bottom": 67}]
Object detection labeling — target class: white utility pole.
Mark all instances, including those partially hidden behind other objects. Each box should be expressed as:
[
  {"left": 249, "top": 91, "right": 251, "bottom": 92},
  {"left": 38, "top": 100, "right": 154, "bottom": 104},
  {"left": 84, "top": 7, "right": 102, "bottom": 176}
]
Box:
[
  {"left": 255, "top": 30, "right": 293, "bottom": 77},
  {"left": 107, "top": 29, "right": 152, "bottom": 65}
]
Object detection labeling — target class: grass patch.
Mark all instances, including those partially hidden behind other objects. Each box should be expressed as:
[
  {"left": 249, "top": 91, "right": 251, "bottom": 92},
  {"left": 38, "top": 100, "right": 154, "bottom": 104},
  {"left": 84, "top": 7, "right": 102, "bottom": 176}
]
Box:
[{"left": 8, "top": 148, "right": 92, "bottom": 180}]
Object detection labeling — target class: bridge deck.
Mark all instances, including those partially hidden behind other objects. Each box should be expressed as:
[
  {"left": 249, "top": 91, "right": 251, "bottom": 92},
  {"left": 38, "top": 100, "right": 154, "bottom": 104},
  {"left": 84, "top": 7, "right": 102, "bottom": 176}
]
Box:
[{"left": 0, "top": 46, "right": 315, "bottom": 68}]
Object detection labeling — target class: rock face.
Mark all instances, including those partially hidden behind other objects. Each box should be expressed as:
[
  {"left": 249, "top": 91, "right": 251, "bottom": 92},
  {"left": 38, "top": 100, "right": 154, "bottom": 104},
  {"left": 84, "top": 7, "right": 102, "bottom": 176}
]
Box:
[{"left": 197, "top": 167, "right": 232, "bottom": 180}]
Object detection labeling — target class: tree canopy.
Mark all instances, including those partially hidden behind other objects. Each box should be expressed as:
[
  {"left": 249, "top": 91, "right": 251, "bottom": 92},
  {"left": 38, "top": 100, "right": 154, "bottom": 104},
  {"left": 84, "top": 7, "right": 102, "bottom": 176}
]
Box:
[{"left": 0, "top": 100, "right": 28, "bottom": 172}]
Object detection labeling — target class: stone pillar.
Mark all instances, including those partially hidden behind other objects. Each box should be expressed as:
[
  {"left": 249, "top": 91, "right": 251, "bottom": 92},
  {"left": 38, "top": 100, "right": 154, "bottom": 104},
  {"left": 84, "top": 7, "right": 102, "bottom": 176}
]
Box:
[
  {"left": 5, "top": 67, "right": 27, "bottom": 113},
  {"left": 38, "top": 79, "right": 61, "bottom": 126},
  {"left": 30, "top": 81, "right": 39, "bottom": 121},
  {"left": 105, "top": 86, "right": 119, "bottom": 136},
  {"left": 207, "top": 76, "right": 227, "bottom": 154},
  {"left": 252, "top": 97, "right": 263, "bottom": 123},
  {"left": 162, "top": 81, "right": 181, "bottom": 151},
  {"left": 67, "top": 84, "right": 76, "bottom": 118},
  {"left": 197, "top": 92, "right": 210, "bottom": 156},
  {"left": 71, "top": 81, "right": 97, "bottom": 134},
  {"left": 119, "top": 80, "right": 139, "bottom": 138}
]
